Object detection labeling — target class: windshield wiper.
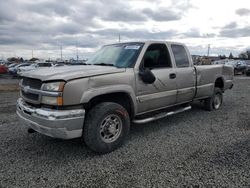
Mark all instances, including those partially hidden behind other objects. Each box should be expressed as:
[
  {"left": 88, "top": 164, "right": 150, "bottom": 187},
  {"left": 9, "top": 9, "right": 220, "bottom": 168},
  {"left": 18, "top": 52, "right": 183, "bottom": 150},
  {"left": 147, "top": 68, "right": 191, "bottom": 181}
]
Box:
[{"left": 93, "top": 63, "right": 115, "bottom": 66}]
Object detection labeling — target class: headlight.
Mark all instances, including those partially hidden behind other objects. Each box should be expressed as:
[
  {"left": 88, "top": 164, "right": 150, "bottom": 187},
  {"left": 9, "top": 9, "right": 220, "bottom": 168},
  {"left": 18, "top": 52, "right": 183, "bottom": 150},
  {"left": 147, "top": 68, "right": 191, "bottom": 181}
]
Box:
[
  {"left": 42, "top": 81, "right": 65, "bottom": 92},
  {"left": 41, "top": 96, "right": 63, "bottom": 106},
  {"left": 41, "top": 81, "right": 65, "bottom": 106}
]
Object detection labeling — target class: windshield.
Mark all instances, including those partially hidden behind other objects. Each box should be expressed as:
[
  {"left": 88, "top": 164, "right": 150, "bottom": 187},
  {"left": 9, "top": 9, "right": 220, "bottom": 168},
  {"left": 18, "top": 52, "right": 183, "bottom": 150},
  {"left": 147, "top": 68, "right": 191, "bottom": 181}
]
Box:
[{"left": 86, "top": 43, "right": 144, "bottom": 68}]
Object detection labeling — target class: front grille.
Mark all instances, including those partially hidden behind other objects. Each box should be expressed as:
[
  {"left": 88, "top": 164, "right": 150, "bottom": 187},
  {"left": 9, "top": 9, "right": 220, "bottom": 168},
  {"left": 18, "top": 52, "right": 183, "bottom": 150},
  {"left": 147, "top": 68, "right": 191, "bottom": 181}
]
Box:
[
  {"left": 21, "top": 90, "right": 39, "bottom": 101},
  {"left": 22, "top": 78, "right": 42, "bottom": 89},
  {"left": 21, "top": 77, "right": 42, "bottom": 104}
]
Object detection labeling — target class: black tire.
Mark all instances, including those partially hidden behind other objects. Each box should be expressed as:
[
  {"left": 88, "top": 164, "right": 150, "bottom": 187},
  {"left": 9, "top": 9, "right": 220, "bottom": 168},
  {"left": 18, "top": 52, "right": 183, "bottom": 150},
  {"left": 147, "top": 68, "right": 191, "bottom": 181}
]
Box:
[
  {"left": 83, "top": 102, "right": 130, "bottom": 154},
  {"left": 204, "top": 87, "right": 223, "bottom": 111}
]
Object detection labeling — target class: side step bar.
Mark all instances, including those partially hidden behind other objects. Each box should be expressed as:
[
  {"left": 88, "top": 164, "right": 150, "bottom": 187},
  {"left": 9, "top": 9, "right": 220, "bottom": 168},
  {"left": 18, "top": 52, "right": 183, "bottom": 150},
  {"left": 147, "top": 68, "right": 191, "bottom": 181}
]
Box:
[{"left": 133, "top": 106, "right": 192, "bottom": 124}]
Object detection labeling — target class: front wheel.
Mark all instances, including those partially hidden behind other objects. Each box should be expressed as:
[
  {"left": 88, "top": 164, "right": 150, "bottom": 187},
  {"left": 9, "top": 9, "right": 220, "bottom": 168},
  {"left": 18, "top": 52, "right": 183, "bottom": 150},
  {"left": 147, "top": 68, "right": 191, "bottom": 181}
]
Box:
[
  {"left": 83, "top": 102, "right": 130, "bottom": 154},
  {"left": 204, "top": 88, "right": 223, "bottom": 111}
]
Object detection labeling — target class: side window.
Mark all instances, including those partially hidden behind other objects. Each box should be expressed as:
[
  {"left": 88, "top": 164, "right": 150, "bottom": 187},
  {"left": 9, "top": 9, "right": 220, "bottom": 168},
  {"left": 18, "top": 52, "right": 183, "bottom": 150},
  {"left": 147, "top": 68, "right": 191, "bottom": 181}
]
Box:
[
  {"left": 171, "top": 44, "right": 190, "bottom": 67},
  {"left": 143, "top": 43, "right": 172, "bottom": 69}
]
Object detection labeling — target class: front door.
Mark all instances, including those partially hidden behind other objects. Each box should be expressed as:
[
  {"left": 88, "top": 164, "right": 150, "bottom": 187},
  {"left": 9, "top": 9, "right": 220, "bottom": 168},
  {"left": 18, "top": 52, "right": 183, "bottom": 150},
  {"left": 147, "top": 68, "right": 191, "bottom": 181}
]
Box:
[{"left": 135, "top": 43, "right": 177, "bottom": 113}]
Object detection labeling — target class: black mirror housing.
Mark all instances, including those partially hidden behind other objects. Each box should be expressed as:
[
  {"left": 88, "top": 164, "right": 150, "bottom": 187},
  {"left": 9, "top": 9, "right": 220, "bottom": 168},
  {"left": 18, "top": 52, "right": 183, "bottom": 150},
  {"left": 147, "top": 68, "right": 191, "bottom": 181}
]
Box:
[{"left": 139, "top": 68, "right": 156, "bottom": 84}]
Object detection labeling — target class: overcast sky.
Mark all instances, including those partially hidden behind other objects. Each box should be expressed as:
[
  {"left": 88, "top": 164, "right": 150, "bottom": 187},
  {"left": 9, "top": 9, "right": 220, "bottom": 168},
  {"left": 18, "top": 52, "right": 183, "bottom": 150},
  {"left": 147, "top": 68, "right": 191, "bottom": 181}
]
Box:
[{"left": 0, "top": 0, "right": 250, "bottom": 60}]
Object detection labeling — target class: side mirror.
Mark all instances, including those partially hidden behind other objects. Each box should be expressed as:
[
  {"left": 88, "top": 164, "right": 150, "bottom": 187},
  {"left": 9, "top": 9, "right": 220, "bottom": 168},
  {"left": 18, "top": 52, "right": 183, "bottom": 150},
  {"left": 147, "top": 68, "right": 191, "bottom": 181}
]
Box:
[{"left": 139, "top": 68, "right": 156, "bottom": 84}]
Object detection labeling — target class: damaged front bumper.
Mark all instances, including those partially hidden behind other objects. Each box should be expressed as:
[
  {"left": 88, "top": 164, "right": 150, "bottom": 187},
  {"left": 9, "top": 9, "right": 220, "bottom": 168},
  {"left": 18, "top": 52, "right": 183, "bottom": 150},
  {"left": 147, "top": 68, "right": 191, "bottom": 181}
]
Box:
[{"left": 16, "top": 98, "right": 85, "bottom": 139}]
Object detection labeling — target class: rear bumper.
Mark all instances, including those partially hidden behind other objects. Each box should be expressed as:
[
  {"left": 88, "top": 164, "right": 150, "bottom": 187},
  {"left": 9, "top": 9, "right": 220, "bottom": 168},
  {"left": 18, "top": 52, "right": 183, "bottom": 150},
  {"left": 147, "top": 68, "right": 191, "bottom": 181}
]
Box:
[{"left": 16, "top": 98, "right": 85, "bottom": 139}]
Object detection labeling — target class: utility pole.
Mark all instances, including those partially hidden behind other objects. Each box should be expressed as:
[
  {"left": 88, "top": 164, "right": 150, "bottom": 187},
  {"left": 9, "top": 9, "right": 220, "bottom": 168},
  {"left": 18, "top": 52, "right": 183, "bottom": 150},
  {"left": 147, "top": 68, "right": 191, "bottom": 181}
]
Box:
[
  {"left": 118, "top": 33, "right": 121, "bottom": 43},
  {"left": 207, "top": 44, "right": 210, "bottom": 57},
  {"left": 32, "top": 50, "right": 33, "bottom": 58},
  {"left": 60, "top": 45, "right": 63, "bottom": 60},
  {"left": 76, "top": 41, "right": 79, "bottom": 62}
]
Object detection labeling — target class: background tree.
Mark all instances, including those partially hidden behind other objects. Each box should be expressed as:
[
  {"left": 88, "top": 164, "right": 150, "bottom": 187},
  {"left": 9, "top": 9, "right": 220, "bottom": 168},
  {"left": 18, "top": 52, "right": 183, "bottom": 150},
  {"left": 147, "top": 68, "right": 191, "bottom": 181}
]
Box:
[
  {"left": 239, "top": 52, "right": 246, "bottom": 59},
  {"left": 238, "top": 50, "right": 250, "bottom": 59},
  {"left": 229, "top": 52, "right": 234, "bottom": 59},
  {"left": 29, "top": 57, "right": 39, "bottom": 62},
  {"left": 219, "top": 54, "right": 227, "bottom": 59},
  {"left": 247, "top": 50, "right": 250, "bottom": 60}
]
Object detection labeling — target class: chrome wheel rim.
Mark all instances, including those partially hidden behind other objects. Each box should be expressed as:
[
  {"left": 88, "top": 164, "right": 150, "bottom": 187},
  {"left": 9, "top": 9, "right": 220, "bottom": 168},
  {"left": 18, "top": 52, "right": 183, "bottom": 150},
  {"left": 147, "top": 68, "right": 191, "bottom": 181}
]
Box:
[
  {"left": 214, "top": 94, "right": 221, "bottom": 109},
  {"left": 100, "top": 114, "right": 122, "bottom": 143}
]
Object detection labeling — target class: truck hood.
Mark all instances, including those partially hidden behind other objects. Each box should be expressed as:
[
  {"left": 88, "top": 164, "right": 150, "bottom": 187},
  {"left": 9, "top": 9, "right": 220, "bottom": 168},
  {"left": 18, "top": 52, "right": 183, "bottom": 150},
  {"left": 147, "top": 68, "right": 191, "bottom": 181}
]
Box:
[{"left": 22, "top": 65, "right": 126, "bottom": 81}]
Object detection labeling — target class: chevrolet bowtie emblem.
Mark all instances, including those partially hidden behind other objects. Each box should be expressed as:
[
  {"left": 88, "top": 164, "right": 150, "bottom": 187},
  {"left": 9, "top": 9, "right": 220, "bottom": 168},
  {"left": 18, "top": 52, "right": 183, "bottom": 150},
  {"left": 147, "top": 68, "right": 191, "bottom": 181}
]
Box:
[{"left": 23, "top": 86, "right": 29, "bottom": 93}]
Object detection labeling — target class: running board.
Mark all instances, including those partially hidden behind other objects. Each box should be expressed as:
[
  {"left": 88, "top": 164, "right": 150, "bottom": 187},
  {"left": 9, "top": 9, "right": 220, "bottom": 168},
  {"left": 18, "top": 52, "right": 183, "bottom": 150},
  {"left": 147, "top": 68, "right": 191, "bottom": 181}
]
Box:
[{"left": 133, "top": 106, "right": 192, "bottom": 124}]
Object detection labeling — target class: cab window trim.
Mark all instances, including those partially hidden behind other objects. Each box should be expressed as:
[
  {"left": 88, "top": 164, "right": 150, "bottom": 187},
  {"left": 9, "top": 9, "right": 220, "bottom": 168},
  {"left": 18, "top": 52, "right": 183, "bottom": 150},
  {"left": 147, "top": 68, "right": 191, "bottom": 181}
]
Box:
[{"left": 141, "top": 43, "right": 173, "bottom": 70}]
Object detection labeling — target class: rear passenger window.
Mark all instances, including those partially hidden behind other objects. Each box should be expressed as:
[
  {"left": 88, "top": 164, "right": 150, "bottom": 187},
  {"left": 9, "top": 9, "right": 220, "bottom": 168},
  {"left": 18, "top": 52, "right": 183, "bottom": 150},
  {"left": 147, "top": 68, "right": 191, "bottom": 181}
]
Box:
[{"left": 171, "top": 44, "right": 190, "bottom": 67}]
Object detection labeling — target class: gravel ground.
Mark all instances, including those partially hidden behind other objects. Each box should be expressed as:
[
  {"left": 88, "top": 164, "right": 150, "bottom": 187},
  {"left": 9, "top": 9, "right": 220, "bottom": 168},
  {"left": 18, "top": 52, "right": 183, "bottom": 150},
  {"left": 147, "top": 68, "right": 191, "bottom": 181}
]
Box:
[
  {"left": 0, "top": 76, "right": 249, "bottom": 187},
  {"left": 0, "top": 74, "right": 20, "bottom": 85}
]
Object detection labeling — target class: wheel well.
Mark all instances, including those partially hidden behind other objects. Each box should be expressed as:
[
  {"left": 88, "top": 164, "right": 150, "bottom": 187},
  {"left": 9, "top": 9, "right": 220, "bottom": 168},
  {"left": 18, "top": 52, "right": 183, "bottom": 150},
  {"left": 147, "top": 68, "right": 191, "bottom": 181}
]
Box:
[
  {"left": 85, "top": 92, "right": 135, "bottom": 118},
  {"left": 215, "top": 77, "right": 224, "bottom": 90}
]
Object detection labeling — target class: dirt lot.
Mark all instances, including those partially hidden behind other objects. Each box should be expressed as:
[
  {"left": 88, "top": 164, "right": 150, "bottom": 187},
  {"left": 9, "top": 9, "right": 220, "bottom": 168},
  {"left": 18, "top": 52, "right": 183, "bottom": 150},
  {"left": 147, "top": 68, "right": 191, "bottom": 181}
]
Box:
[
  {"left": 0, "top": 74, "right": 20, "bottom": 91},
  {"left": 0, "top": 76, "right": 249, "bottom": 187}
]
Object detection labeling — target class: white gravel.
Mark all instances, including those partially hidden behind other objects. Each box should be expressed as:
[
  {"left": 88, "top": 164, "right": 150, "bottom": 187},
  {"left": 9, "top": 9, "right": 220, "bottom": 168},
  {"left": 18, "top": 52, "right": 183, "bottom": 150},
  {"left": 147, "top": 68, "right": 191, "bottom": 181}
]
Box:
[{"left": 0, "top": 76, "right": 249, "bottom": 187}]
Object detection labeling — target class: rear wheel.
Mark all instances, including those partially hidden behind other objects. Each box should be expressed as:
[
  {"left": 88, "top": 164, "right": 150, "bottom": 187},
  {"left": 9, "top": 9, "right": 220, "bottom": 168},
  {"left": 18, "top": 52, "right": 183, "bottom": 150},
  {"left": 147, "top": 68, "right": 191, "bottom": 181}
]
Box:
[
  {"left": 83, "top": 102, "right": 130, "bottom": 154},
  {"left": 204, "top": 87, "right": 223, "bottom": 111}
]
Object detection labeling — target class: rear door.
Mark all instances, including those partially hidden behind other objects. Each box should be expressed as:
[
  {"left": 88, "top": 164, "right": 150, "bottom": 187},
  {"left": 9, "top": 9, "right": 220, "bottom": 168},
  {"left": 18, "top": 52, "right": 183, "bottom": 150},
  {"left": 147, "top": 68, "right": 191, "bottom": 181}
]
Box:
[
  {"left": 170, "top": 44, "right": 196, "bottom": 103},
  {"left": 135, "top": 43, "right": 177, "bottom": 113}
]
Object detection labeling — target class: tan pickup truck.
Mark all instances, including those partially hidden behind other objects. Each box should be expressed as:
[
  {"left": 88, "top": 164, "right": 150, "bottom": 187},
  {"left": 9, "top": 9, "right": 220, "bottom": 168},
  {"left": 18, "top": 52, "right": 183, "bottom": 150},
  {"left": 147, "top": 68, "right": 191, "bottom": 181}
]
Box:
[{"left": 17, "top": 41, "right": 233, "bottom": 153}]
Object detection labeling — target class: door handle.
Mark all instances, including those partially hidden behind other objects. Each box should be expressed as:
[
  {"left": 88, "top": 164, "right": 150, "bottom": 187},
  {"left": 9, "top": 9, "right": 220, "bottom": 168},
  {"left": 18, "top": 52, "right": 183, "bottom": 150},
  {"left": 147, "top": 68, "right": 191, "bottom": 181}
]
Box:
[{"left": 169, "top": 73, "right": 176, "bottom": 79}]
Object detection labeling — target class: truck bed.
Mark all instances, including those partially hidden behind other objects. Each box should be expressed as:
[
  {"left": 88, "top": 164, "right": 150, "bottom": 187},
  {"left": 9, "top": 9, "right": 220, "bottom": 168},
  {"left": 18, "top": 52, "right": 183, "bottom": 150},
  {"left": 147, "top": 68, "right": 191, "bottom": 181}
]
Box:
[{"left": 194, "top": 64, "right": 234, "bottom": 99}]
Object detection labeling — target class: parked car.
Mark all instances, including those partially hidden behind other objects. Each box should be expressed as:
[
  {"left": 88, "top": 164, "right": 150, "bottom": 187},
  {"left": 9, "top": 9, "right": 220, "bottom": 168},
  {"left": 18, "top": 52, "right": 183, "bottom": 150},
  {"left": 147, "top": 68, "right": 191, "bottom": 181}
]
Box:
[
  {"left": 53, "top": 63, "right": 65, "bottom": 67},
  {"left": 17, "top": 62, "right": 54, "bottom": 76},
  {"left": 7, "top": 63, "right": 18, "bottom": 69},
  {"left": 17, "top": 41, "right": 234, "bottom": 153},
  {"left": 225, "top": 60, "right": 247, "bottom": 75},
  {"left": 245, "top": 61, "right": 250, "bottom": 76},
  {"left": 8, "top": 63, "right": 30, "bottom": 76},
  {"left": 0, "top": 64, "right": 7, "bottom": 74}
]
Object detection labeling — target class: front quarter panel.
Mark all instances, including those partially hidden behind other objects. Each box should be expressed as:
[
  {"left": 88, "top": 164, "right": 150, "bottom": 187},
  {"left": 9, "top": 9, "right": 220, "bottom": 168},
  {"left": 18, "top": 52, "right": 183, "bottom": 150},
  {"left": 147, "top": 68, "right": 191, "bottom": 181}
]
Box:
[
  {"left": 63, "top": 69, "right": 138, "bottom": 113},
  {"left": 81, "top": 69, "right": 138, "bottom": 113},
  {"left": 63, "top": 78, "right": 89, "bottom": 105}
]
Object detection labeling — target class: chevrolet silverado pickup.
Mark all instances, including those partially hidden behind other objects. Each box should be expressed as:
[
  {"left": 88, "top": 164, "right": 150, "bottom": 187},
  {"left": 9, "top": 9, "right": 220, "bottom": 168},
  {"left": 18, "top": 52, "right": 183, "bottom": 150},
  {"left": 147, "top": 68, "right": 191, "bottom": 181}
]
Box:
[{"left": 17, "top": 41, "right": 234, "bottom": 153}]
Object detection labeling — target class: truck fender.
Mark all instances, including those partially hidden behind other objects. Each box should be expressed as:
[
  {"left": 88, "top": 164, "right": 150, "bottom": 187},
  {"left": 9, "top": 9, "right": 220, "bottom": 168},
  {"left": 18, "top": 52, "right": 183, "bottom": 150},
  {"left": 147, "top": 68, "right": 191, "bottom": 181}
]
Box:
[{"left": 80, "top": 85, "right": 138, "bottom": 114}]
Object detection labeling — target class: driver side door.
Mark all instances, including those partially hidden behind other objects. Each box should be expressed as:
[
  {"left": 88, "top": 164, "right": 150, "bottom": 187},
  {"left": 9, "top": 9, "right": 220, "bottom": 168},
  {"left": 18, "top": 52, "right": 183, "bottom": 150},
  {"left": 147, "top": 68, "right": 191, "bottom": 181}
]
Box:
[{"left": 135, "top": 43, "right": 177, "bottom": 114}]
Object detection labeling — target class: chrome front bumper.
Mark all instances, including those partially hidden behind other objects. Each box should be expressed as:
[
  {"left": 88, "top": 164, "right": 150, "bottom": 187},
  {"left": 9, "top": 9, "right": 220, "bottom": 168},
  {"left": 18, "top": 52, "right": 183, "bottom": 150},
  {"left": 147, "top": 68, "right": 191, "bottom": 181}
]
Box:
[{"left": 16, "top": 98, "right": 85, "bottom": 139}]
